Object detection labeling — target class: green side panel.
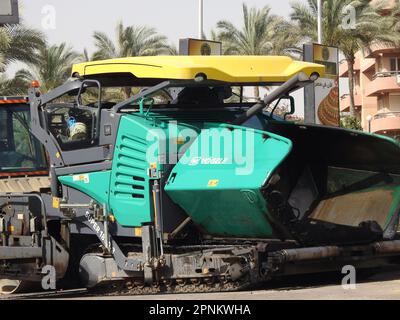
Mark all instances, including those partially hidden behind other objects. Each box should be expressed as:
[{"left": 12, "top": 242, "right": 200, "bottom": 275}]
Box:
[
  {"left": 109, "top": 115, "right": 153, "bottom": 227},
  {"left": 165, "top": 123, "right": 293, "bottom": 238},
  {"left": 58, "top": 171, "right": 111, "bottom": 206},
  {"left": 109, "top": 114, "right": 199, "bottom": 227}
]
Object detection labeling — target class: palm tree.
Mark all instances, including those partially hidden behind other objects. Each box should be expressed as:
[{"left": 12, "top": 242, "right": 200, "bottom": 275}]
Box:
[
  {"left": 92, "top": 22, "right": 170, "bottom": 60},
  {"left": 215, "top": 4, "right": 302, "bottom": 98},
  {"left": 166, "top": 43, "right": 178, "bottom": 56},
  {"left": 0, "top": 74, "right": 28, "bottom": 96},
  {"left": 268, "top": 19, "right": 304, "bottom": 58},
  {"left": 92, "top": 22, "right": 170, "bottom": 98},
  {"left": 290, "top": 0, "right": 318, "bottom": 42},
  {"left": 0, "top": 24, "right": 45, "bottom": 72},
  {"left": 15, "top": 43, "right": 81, "bottom": 92},
  {"left": 0, "top": 28, "right": 9, "bottom": 72},
  {"left": 291, "top": 0, "right": 400, "bottom": 116},
  {"left": 82, "top": 48, "right": 92, "bottom": 62},
  {"left": 0, "top": 24, "right": 45, "bottom": 95}
]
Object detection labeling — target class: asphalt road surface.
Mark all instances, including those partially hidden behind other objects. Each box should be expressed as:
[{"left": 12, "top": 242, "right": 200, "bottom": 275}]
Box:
[
  {"left": 3, "top": 268, "right": 400, "bottom": 300},
  {"left": 55, "top": 268, "right": 400, "bottom": 300}
]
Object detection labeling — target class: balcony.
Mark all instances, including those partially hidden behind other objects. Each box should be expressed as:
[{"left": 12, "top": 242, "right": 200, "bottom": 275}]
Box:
[
  {"left": 340, "top": 93, "right": 362, "bottom": 112},
  {"left": 370, "top": 112, "right": 400, "bottom": 134},
  {"left": 363, "top": 42, "right": 400, "bottom": 59},
  {"left": 365, "top": 72, "right": 400, "bottom": 96}
]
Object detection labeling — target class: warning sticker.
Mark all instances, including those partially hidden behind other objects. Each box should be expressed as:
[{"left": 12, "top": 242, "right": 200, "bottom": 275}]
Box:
[
  {"left": 176, "top": 137, "right": 186, "bottom": 145},
  {"left": 208, "top": 180, "right": 219, "bottom": 187},
  {"left": 150, "top": 162, "right": 157, "bottom": 169},
  {"left": 73, "top": 174, "right": 90, "bottom": 184}
]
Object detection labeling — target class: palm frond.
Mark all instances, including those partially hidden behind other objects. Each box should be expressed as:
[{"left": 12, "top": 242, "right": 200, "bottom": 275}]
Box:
[
  {"left": 93, "top": 23, "right": 169, "bottom": 59},
  {"left": 215, "top": 3, "right": 299, "bottom": 57},
  {"left": 15, "top": 43, "right": 80, "bottom": 92},
  {"left": 93, "top": 31, "right": 117, "bottom": 60},
  {"left": 0, "top": 24, "right": 44, "bottom": 70},
  {"left": 0, "top": 73, "right": 29, "bottom": 95}
]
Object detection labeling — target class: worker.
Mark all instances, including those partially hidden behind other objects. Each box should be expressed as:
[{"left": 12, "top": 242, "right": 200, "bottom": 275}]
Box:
[{"left": 67, "top": 116, "right": 88, "bottom": 141}]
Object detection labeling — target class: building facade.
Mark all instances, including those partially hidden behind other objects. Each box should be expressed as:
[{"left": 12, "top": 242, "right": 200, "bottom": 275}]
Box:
[{"left": 339, "top": 0, "right": 400, "bottom": 140}]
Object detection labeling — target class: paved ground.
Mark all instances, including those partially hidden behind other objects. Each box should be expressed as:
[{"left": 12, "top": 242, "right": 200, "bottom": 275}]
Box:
[
  {"left": 3, "top": 268, "right": 400, "bottom": 300},
  {"left": 57, "top": 268, "right": 400, "bottom": 300}
]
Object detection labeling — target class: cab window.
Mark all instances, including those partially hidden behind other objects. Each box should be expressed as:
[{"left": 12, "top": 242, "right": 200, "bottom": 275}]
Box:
[
  {"left": 0, "top": 104, "right": 47, "bottom": 173},
  {"left": 46, "top": 105, "right": 95, "bottom": 151}
]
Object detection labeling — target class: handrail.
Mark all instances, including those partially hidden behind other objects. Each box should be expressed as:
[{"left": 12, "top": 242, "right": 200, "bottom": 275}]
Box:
[
  {"left": 373, "top": 111, "right": 400, "bottom": 120},
  {"left": 233, "top": 72, "right": 319, "bottom": 125},
  {"left": 372, "top": 71, "right": 400, "bottom": 80},
  {"left": 76, "top": 79, "right": 102, "bottom": 141}
]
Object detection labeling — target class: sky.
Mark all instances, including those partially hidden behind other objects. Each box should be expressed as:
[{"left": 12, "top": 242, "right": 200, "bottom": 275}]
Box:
[
  {"left": 18, "top": 0, "right": 293, "bottom": 54},
  {"left": 13, "top": 0, "right": 348, "bottom": 117}
]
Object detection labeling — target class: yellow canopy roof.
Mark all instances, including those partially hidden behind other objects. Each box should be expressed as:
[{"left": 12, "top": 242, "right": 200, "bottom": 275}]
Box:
[{"left": 72, "top": 56, "right": 325, "bottom": 85}]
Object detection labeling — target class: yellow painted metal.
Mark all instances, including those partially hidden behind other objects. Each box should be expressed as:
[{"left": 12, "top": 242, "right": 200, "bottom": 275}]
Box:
[
  {"left": 71, "top": 56, "right": 325, "bottom": 84},
  {"left": 52, "top": 197, "right": 60, "bottom": 209},
  {"left": 134, "top": 228, "right": 142, "bottom": 237}
]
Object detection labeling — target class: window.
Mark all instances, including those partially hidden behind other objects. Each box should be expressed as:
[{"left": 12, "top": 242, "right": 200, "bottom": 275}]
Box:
[
  {"left": 46, "top": 105, "right": 96, "bottom": 151},
  {"left": 0, "top": 104, "right": 47, "bottom": 172},
  {"left": 390, "top": 58, "right": 400, "bottom": 73}
]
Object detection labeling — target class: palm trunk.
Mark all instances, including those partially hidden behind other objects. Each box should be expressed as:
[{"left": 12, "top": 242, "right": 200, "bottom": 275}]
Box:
[
  {"left": 346, "top": 56, "right": 356, "bottom": 117},
  {"left": 254, "top": 86, "right": 260, "bottom": 100},
  {"left": 122, "top": 87, "right": 131, "bottom": 99}
]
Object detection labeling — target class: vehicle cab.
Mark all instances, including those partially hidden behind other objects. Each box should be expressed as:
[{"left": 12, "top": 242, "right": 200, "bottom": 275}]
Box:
[{"left": 0, "top": 97, "right": 48, "bottom": 178}]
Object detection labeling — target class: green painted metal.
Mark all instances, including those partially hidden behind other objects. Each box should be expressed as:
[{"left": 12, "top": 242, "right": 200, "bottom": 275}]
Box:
[
  {"left": 165, "top": 123, "right": 293, "bottom": 238},
  {"left": 58, "top": 171, "right": 111, "bottom": 207},
  {"left": 139, "top": 97, "right": 154, "bottom": 116},
  {"left": 108, "top": 114, "right": 200, "bottom": 227},
  {"left": 57, "top": 108, "right": 400, "bottom": 238},
  {"left": 109, "top": 115, "right": 153, "bottom": 227}
]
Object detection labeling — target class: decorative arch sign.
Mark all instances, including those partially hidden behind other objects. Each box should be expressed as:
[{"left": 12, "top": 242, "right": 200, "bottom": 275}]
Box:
[{"left": 304, "top": 43, "right": 340, "bottom": 127}]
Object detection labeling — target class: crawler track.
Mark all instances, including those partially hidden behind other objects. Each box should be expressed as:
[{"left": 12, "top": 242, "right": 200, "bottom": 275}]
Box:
[
  {"left": 98, "top": 276, "right": 252, "bottom": 297},
  {"left": 0, "top": 276, "right": 252, "bottom": 299}
]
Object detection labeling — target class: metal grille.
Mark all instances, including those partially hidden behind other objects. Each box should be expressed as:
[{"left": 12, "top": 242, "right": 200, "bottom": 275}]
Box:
[{"left": 114, "top": 134, "right": 148, "bottom": 201}]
